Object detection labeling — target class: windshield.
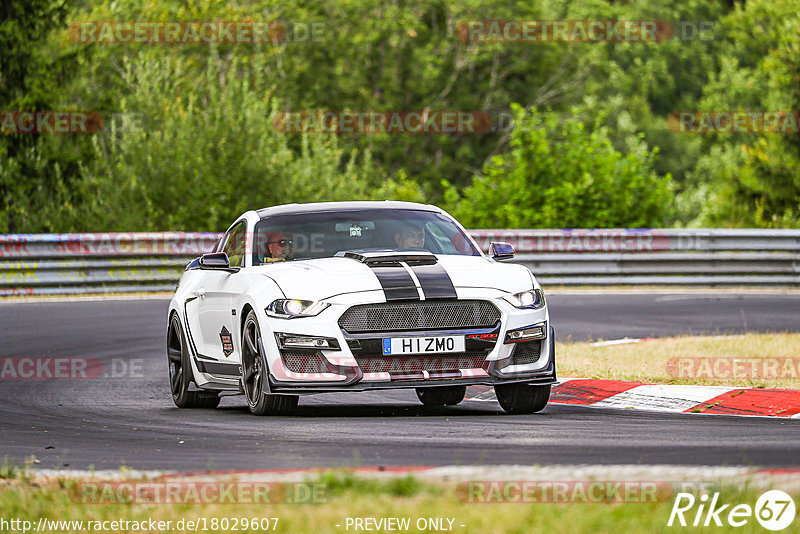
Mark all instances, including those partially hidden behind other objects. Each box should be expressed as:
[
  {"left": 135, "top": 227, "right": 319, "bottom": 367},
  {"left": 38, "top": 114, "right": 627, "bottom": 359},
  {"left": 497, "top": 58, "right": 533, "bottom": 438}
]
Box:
[{"left": 252, "top": 209, "right": 480, "bottom": 265}]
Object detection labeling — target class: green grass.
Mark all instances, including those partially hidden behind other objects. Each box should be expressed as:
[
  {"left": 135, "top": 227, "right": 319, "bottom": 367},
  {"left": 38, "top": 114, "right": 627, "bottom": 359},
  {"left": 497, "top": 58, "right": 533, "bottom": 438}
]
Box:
[
  {"left": 316, "top": 470, "right": 435, "bottom": 498},
  {"left": 0, "top": 457, "right": 30, "bottom": 481},
  {"left": 1, "top": 470, "right": 797, "bottom": 533},
  {"left": 560, "top": 333, "right": 800, "bottom": 388}
]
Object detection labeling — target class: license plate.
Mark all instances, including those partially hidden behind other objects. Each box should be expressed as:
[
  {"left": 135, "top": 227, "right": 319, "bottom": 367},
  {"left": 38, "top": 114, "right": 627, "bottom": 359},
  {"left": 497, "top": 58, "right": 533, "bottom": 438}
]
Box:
[{"left": 382, "top": 335, "right": 465, "bottom": 355}]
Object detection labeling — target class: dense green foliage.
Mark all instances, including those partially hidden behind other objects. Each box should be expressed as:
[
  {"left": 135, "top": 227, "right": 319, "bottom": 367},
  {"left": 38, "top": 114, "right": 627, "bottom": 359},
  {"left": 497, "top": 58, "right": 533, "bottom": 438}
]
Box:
[
  {"left": 688, "top": 1, "right": 800, "bottom": 227},
  {"left": 75, "top": 53, "right": 378, "bottom": 231},
  {"left": 445, "top": 104, "right": 671, "bottom": 228},
  {"left": 1, "top": 0, "right": 798, "bottom": 232},
  {"left": 0, "top": 0, "right": 90, "bottom": 232}
]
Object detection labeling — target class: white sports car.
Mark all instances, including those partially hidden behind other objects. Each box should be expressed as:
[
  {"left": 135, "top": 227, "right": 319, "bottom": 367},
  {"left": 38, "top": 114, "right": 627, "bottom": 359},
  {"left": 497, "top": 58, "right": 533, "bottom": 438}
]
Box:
[{"left": 167, "top": 201, "right": 556, "bottom": 415}]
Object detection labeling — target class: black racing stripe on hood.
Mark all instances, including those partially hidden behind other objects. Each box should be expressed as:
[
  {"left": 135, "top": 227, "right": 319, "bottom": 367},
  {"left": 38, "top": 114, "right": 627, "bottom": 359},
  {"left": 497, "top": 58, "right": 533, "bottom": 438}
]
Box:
[
  {"left": 410, "top": 262, "right": 457, "bottom": 299},
  {"left": 369, "top": 264, "right": 420, "bottom": 301}
]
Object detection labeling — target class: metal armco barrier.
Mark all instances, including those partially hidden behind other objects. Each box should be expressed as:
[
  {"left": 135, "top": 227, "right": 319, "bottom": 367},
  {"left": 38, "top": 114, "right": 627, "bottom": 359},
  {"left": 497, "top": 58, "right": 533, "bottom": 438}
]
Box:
[
  {"left": 470, "top": 229, "right": 800, "bottom": 286},
  {"left": 1, "top": 229, "right": 799, "bottom": 295},
  {"left": 0, "top": 233, "right": 220, "bottom": 296}
]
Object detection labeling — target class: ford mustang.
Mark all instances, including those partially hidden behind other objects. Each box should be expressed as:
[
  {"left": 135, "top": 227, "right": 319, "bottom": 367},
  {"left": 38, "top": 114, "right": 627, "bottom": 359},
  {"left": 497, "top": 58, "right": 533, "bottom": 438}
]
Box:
[{"left": 167, "top": 201, "right": 556, "bottom": 415}]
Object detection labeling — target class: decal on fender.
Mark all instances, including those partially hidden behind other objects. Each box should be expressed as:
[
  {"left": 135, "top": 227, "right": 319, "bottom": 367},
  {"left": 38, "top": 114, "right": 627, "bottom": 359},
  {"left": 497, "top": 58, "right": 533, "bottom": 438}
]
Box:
[{"left": 219, "top": 325, "right": 234, "bottom": 357}]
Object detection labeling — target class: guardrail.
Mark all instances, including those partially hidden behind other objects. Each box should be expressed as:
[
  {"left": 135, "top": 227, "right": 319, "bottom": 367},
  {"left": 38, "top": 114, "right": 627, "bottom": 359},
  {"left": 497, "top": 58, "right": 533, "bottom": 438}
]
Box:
[
  {"left": 0, "top": 229, "right": 798, "bottom": 295},
  {"left": 0, "top": 233, "right": 219, "bottom": 296},
  {"left": 470, "top": 229, "right": 800, "bottom": 286}
]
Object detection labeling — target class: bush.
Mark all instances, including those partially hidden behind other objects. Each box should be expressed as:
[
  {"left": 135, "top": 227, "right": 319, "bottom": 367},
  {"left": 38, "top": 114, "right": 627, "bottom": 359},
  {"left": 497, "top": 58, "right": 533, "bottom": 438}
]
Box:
[
  {"left": 443, "top": 104, "right": 671, "bottom": 228},
  {"left": 75, "top": 52, "right": 377, "bottom": 231}
]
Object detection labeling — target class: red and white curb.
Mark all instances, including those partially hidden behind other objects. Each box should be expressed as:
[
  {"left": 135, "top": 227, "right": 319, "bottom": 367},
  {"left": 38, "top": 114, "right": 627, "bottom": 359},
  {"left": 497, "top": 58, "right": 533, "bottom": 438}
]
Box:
[{"left": 465, "top": 380, "right": 800, "bottom": 418}]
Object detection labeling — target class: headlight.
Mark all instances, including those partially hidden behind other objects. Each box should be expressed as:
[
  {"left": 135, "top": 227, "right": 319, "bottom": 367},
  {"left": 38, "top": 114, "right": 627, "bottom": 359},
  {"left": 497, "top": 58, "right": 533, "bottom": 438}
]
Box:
[
  {"left": 502, "top": 288, "right": 545, "bottom": 309},
  {"left": 266, "top": 299, "right": 330, "bottom": 319}
]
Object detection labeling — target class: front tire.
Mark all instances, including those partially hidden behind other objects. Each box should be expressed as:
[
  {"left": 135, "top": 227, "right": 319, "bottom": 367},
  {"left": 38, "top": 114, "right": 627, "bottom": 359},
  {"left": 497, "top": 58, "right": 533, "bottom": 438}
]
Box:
[
  {"left": 416, "top": 385, "right": 466, "bottom": 407},
  {"left": 167, "top": 314, "right": 221, "bottom": 409},
  {"left": 241, "top": 311, "right": 298, "bottom": 416},
  {"left": 494, "top": 383, "right": 550, "bottom": 414}
]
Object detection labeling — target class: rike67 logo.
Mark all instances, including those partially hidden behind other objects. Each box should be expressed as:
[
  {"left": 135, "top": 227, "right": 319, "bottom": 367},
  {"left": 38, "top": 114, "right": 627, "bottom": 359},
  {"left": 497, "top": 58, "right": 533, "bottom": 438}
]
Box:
[{"left": 668, "top": 490, "right": 796, "bottom": 531}]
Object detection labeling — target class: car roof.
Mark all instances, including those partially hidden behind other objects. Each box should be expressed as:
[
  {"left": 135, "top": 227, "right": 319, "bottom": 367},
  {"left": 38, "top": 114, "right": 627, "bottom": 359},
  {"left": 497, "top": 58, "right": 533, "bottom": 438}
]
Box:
[{"left": 255, "top": 200, "right": 442, "bottom": 218}]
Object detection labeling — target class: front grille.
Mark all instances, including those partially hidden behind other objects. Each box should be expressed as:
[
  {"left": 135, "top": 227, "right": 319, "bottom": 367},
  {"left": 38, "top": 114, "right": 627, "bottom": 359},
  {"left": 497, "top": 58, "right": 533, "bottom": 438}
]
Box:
[
  {"left": 281, "top": 351, "right": 327, "bottom": 373},
  {"left": 356, "top": 352, "right": 488, "bottom": 374},
  {"left": 511, "top": 341, "right": 542, "bottom": 365},
  {"left": 339, "top": 300, "right": 500, "bottom": 333}
]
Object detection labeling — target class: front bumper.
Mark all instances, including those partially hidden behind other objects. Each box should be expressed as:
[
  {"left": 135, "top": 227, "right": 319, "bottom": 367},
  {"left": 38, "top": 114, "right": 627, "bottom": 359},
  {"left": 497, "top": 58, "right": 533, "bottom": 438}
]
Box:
[
  {"left": 269, "top": 361, "right": 556, "bottom": 393},
  {"left": 262, "top": 292, "right": 557, "bottom": 393}
]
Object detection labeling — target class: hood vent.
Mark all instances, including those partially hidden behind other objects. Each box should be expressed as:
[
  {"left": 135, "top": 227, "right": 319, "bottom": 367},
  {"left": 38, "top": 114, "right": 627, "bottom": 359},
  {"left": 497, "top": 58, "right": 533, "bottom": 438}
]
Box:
[{"left": 339, "top": 249, "right": 438, "bottom": 266}]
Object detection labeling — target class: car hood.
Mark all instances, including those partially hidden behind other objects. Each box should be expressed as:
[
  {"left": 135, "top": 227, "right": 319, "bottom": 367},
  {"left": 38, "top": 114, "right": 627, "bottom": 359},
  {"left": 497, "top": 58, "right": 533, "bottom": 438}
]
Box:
[{"left": 253, "top": 255, "right": 533, "bottom": 301}]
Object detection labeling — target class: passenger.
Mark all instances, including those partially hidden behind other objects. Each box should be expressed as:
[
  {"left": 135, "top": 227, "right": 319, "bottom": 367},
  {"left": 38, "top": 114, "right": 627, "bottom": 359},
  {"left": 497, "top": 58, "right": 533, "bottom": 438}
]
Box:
[{"left": 394, "top": 222, "right": 425, "bottom": 249}]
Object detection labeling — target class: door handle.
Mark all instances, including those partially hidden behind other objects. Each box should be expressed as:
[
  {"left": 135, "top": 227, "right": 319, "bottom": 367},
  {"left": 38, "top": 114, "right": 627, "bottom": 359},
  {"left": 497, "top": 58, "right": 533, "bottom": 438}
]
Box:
[{"left": 193, "top": 288, "right": 206, "bottom": 298}]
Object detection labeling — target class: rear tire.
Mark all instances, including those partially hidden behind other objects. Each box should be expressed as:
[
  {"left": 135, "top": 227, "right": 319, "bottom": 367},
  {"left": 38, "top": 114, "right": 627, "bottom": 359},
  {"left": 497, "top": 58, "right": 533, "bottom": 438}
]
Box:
[
  {"left": 167, "top": 314, "right": 221, "bottom": 409},
  {"left": 416, "top": 385, "right": 467, "bottom": 407},
  {"left": 494, "top": 383, "right": 550, "bottom": 414},
  {"left": 241, "top": 311, "right": 299, "bottom": 416}
]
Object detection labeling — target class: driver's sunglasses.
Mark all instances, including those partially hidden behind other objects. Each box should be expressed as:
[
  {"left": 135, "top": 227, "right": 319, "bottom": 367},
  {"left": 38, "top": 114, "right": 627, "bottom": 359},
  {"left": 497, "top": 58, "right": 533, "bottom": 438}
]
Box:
[{"left": 269, "top": 239, "right": 293, "bottom": 247}]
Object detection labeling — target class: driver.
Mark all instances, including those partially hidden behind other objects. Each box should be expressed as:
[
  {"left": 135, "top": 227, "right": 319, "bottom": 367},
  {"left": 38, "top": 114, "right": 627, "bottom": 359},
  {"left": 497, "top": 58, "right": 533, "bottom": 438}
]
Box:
[
  {"left": 394, "top": 222, "right": 425, "bottom": 249},
  {"left": 265, "top": 231, "right": 295, "bottom": 261}
]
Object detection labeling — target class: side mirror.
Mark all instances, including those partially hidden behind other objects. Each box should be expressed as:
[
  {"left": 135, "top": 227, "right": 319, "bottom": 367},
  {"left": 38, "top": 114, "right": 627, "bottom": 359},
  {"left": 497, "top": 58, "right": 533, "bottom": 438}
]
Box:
[
  {"left": 199, "top": 252, "right": 237, "bottom": 271},
  {"left": 489, "top": 242, "right": 515, "bottom": 260}
]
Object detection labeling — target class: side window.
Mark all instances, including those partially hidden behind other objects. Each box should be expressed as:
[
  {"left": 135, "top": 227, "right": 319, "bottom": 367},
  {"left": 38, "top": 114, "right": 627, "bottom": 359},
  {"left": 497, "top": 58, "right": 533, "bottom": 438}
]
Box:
[
  {"left": 222, "top": 221, "right": 247, "bottom": 267},
  {"left": 426, "top": 223, "right": 453, "bottom": 254}
]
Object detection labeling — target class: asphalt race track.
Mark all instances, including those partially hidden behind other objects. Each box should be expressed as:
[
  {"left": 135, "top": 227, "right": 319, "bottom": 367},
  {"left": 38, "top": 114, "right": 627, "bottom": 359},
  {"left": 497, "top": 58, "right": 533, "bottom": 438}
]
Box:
[{"left": 1, "top": 292, "right": 798, "bottom": 471}]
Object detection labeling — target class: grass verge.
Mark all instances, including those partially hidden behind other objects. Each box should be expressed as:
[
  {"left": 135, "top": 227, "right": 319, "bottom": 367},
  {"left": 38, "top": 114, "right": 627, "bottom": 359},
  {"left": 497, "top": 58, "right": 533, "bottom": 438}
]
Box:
[
  {"left": 559, "top": 333, "right": 800, "bottom": 388},
  {"left": 1, "top": 470, "right": 797, "bottom": 533}
]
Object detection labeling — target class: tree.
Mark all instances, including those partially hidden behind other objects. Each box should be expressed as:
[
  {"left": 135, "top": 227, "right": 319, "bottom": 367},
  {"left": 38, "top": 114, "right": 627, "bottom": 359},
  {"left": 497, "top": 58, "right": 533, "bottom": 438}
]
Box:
[
  {"left": 0, "top": 0, "right": 81, "bottom": 233},
  {"left": 444, "top": 104, "right": 671, "bottom": 228},
  {"left": 73, "top": 53, "right": 379, "bottom": 231},
  {"left": 691, "top": 0, "right": 800, "bottom": 227}
]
